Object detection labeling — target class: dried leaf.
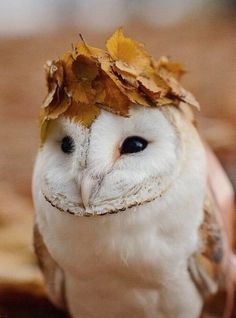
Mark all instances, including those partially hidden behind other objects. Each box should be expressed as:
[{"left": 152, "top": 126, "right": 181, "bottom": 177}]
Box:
[
  {"left": 63, "top": 53, "right": 96, "bottom": 104},
  {"left": 94, "top": 71, "right": 130, "bottom": 116},
  {"left": 111, "top": 61, "right": 138, "bottom": 87},
  {"left": 113, "top": 60, "right": 139, "bottom": 77},
  {"left": 106, "top": 28, "right": 150, "bottom": 72},
  {"left": 75, "top": 41, "right": 106, "bottom": 60},
  {"left": 40, "top": 92, "right": 71, "bottom": 144},
  {"left": 72, "top": 55, "right": 99, "bottom": 81},
  {"left": 39, "top": 29, "right": 200, "bottom": 144},
  {"left": 42, "top": 59, "right": 65, "bottom": 109},
  {"left": 44, "top": 59, "right": 64, "bottom": 90},
  {"left": 155, "top": 96, "right": 174, "bottom": 106},
  {"left": 154, "top": 56, "right": 185, "bottom": 80},
  {"left": 64, "top": 100, "right": 100, "bottom": 128},
  {"left": 42, "top": 84, "right": 57, "bottom": 108},
  {"left": 100, "top": 60, "right": 149, "bottom": 106},
  {"left": 137, "top": 76, "right": 162, "bottom": 98},
  {"left": 44, "top": 93, "right": 71, "bottom": 120},
  {"left": 159, "top": 68, "right": 200, "bottom": 109},
  {"left": 124, "top": 89, "right": 149, "bottom": 106},
  {"left": 40, "top": 118, "right": 49, "bottom": 145}
]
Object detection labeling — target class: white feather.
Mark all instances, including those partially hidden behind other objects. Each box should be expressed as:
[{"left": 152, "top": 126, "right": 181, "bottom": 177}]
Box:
[{"left": 33, "top": 105, "right": 206, "bottom": 318}]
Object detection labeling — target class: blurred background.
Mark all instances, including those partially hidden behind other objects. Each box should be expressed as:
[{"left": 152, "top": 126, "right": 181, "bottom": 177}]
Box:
[{"left": 0, "top": 0, "right": 235, "bottom": 317}]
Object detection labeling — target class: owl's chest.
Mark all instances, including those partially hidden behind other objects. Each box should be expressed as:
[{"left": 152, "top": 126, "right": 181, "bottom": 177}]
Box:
[{"left": 42, "top": 203, "right": 202, "bottom": 318}]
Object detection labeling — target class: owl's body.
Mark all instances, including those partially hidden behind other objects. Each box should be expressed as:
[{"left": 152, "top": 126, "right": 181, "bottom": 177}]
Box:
[{"left": 33, "top": 106, "right": 227, "bottom": 318}]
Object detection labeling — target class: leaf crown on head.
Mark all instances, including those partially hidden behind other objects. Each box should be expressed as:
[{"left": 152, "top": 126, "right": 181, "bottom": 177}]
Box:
[{"left": 40, "top": 28, "right": 199, "bottom": 143}]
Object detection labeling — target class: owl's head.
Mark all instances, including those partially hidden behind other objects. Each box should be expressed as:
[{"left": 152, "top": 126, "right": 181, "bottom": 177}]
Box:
[
  {"left": 34, "top": 29, "right": 205, "bottom": 216},
  {"left": 36, "top": 104, "right": 206, "bottom": 216}
]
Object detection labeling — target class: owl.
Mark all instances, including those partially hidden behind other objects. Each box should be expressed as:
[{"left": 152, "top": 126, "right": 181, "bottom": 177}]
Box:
[{"left": 32, "top": 29, "right": 230, "bottom": 318}]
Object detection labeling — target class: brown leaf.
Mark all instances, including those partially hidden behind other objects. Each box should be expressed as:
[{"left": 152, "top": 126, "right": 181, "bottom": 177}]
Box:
[
  {"left": 63, "top": 53, "right": 96, "bottom": 104},
  {"left": 44, "top": 93, "right": 71, "bottom": 120},
  {"left": 154, "top": 56, "right": 185, "bottom": 80},
  {"left": 111, "top": 61, "right": 137, "bottom": 87},
  {"left": 63, "top": 100, "right": 100, "bottom": 128},
  {"left": 42, "top": 84, "right": 57, "bottom": 108},
  {"left": 159, "top": 68, "right": 200, "bottom": 109},
  {"left": 40, "top": 92, "right": 71, "bottom": 143},
  {"left": 72, "top": 55, "right": 99, "bottom": 81},
  {"left": 137, "top": 76, "right": 162, "bottom": 98},
  {"left": 113, "top": 60, "right": 139, "bottom": 77},
  {"left": 42, "top": 59, "right": 65, "bottom": 109},
  {"left": 94, "top": 71, "right": 130, "bottom": 116},
  {"left": 101, "top": 60, "right": 150, "bottom": 106},
  {"left": 123, "top": 88, "right": 150, "bottom": 106},
  {"left": 44, "top": 59, "right": 64, "bottom": 90}
]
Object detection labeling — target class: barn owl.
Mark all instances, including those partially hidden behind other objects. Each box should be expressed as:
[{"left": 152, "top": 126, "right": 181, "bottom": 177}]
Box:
[{"left": 32, "top": 29, "right": 230, "bottom": 318}]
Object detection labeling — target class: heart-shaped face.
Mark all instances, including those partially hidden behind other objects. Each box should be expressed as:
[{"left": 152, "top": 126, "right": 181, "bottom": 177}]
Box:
[{"left": 34, "top": 104, "right": 204, "bottom": 216}]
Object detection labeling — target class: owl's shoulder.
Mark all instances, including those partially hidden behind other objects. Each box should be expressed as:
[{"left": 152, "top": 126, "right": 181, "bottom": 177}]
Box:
[
  {"left": 188, "top": 189, "right": 231, "bottom": 315},
  {"left": 33, "top": 222, "right": 67, "bottom": 310}
]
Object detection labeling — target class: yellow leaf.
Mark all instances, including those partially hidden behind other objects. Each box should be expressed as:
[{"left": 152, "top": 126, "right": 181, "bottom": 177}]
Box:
[
  {"left": 106, "top": 28, "right": 150, "bottom": 72},
  {"left": 124, "top": 89, "right": 150, "bottom": 106},
  {"left": 40, "top": 118, "right": 50, "bottom": 145},
  {"left": 155, "top": 96, "right": 174, "bottom": 106},
  {"left": 75, "top": 42, "right": 106, "bottom": 60}
]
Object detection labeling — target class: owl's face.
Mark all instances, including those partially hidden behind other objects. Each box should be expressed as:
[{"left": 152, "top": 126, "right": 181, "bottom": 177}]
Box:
[{"left": 37, "top": 105, "right": 193, "bottom": 216}]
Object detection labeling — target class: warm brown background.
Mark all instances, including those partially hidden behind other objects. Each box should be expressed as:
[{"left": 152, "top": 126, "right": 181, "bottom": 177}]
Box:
[{"left": 0, "top": 5, "right": 235, "bottom": 318}]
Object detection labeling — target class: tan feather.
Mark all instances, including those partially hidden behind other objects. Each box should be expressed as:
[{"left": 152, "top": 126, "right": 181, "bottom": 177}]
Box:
[
  {"left": 33, "top": 223, "right": 67, "bottom": 311},
  {"left": 189, "top": 192, "right": 227, "bottom": 297},
  {"left": 188, "top": 189, "right": 231, "bottom": 317}
]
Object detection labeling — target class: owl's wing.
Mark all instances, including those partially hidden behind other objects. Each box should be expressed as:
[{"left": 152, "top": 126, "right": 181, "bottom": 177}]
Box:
[
  {"left": 33, "top": 223, "right": 67, "bottom": 311},
  {"left": 188, "top": 190, "right": 232, "bottom": 316}
]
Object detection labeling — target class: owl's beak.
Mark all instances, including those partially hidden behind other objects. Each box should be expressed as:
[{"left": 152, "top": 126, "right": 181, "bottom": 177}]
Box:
[{"left": 80, "top": 173, "right": 97, "bottom": 208}]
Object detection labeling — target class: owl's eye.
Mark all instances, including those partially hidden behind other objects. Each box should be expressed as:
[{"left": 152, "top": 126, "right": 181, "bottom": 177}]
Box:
[
  {"left": 61, "top": 136, "right": 75, "bottom": 154},
  {"left": 120, "top": 136, "right": 148, "bottom": 155}
]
